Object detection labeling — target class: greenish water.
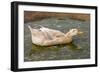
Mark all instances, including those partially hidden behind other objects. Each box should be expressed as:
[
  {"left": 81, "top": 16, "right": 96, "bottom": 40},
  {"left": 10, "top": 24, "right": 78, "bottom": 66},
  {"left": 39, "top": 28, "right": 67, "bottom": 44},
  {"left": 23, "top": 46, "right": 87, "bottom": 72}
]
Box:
[{"left": 24, "top": 17, "right": 90, "bottom": 62}]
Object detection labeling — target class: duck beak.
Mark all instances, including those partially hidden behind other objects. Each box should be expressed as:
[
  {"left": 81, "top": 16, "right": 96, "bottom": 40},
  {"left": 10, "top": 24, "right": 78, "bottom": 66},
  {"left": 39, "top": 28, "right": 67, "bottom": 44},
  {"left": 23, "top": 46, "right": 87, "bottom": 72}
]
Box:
[
  {"left": 78, "top": 31, "right": 84, "bottom": 35},
  {"left": 77, "top": 29, "right": 84, "bottom": 35}
]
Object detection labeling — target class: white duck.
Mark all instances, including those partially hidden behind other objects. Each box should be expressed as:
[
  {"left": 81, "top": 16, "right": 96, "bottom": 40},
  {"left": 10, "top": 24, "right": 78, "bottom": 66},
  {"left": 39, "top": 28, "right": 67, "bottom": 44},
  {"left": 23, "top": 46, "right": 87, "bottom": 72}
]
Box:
[{"left": 28, "top": 26, "right": 83, "bottom": 46}]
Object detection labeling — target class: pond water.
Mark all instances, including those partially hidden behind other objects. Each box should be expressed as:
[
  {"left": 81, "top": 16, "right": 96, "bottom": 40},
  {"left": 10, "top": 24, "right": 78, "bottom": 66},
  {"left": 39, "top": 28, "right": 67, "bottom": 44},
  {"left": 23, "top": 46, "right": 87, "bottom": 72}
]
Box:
[{"left": 24, "top": 17, "right": 90, "bottom": 62}]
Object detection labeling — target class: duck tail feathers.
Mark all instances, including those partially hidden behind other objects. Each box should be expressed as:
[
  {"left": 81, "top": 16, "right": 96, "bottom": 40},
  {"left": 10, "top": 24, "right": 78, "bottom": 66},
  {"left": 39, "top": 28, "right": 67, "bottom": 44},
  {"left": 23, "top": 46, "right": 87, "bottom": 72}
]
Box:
[{"left": 28, "top": 25, "right": 33, "bottom": 32}]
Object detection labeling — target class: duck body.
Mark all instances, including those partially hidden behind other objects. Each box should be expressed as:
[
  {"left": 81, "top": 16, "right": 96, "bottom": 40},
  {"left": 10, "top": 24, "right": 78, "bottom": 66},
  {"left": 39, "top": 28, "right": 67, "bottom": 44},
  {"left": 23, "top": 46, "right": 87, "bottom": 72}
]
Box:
[{"left": 28, "top": 26, "right": 80, "bottom": 46}]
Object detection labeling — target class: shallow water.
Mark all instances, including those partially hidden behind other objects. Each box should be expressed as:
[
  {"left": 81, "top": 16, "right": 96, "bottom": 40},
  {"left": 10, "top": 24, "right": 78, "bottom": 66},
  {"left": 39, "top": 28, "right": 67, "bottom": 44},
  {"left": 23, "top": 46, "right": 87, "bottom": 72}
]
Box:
[{"left": 24, "top": 17, "right": 90, "bottom": 61}]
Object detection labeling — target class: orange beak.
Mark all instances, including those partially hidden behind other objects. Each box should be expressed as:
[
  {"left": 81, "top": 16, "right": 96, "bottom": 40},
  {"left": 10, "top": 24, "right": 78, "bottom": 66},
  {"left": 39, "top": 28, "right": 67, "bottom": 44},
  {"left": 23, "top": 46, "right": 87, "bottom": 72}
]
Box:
[{"left": 77, "top": 29, "right": 84, "bottom": 35}]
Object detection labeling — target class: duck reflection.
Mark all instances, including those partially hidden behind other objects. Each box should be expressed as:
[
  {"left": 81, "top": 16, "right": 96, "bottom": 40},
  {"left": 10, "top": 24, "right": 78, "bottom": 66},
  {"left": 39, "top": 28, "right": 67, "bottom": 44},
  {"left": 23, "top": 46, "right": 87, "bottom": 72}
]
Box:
[{"left": 28, "top": 42, "right": 82, "bottom": 57}]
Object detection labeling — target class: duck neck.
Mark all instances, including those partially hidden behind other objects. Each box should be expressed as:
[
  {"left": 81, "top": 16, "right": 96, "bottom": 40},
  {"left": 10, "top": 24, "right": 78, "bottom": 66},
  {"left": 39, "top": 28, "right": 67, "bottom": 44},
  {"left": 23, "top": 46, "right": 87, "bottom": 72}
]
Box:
[{"left": 65, "top": 32, "right": 74, "bottom": 38}]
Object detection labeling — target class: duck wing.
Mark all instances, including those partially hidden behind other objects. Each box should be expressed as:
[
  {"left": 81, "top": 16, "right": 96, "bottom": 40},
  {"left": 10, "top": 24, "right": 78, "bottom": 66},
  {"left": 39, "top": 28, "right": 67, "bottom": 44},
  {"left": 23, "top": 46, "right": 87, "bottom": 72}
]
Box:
[
  {"left": 40, "top": 27, "right": 65, "bottom": 38},
  {"left": 40, "top": 27, "right": 54, "bottom": 40}
]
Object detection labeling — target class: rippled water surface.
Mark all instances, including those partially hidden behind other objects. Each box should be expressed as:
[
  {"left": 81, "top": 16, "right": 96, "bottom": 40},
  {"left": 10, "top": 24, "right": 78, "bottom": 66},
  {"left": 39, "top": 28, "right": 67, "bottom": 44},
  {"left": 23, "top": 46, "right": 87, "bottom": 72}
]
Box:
[{"left": 24, "top": 17, "right": 90, "bottom": 61}]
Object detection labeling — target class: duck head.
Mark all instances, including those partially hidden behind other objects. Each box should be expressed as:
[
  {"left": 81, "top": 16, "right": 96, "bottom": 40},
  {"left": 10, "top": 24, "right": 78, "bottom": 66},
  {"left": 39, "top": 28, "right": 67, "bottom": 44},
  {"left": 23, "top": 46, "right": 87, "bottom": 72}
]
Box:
[{"left": 66, "top": 29, "right": 83, "bottom": 37}]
